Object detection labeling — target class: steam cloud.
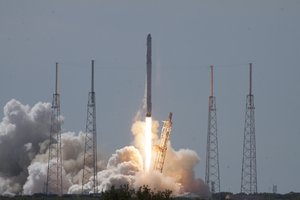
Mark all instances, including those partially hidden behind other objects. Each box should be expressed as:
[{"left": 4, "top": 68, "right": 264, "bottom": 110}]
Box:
[{"left": 0, "top": 99, "right": 209, "bottom": 197}]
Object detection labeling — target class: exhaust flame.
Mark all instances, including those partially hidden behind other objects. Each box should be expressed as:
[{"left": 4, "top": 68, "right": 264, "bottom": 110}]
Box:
[{"left": 145, "top": 117, "right": 152, "bottom": 172}]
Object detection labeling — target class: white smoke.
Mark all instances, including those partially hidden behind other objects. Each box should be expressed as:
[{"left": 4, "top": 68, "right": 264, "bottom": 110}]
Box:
[
  {"left": 69, "top": 145, "right": 143, "bottom": 194},
  {"left": 0, "top": 99, "right": 51, "bottom": 195},
  {"left": 163, "top": 147, "right": 209, "bottom": 195},
  {"left": 73, "top": 120, "right": 210, "bottom": 197},
  {"left": 22, "top": 162, "right": 47, "bottom": 194},
  {"left": 0, "top": 99, "right": 209, "bottom": 197}
]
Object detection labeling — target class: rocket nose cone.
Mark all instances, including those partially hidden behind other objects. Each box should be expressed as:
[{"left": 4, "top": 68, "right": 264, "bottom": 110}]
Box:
[{"left": 147, "top": 34, "right": 151, "bottom": 39}]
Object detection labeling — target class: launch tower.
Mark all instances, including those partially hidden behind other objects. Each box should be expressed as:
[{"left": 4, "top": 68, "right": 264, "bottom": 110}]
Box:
[
  {"left": 153, "top": 113, "right": 173, "bottom": 173},
  {"left": 205, "top": 65, "right": 220, "bottom": 193},
  {"left": 46, "top": 63, "right": 63, "bottom": 195},
  {"left": 241, "top": 63, "right": 257, "bottom": 194},
  {"left": 82, "top": 60, "right": 98, "bottom": 193}
]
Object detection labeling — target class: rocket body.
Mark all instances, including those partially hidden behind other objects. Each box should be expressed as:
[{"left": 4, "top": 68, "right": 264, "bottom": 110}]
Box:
[{"left": 146, "top": 34, "right": 152, "bottom": 117}]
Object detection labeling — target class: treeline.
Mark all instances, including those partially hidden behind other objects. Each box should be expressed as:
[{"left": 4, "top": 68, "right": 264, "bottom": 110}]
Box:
[
  {"left": 212, "top": 192, "right": 300, "bottom": 200},
  {"left": 0, "top": 188, "right": 300, "bottom": 200},
  {"left": 102, "top": 185, "right": 173, "bottom": 200},
  {"left": 0, "top": 185, "right": 174, "bottom": 200}
]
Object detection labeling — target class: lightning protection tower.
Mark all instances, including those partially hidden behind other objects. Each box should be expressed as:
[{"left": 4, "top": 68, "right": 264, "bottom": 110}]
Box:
[
  {"left": 46, "top": 63, "right": 63, "bottom": 195},
  {"left": 82, "top": 60, "right": 98, "bottom": 194},
  {"left": 241, "top": 63, "right": 257, "bottom": 194},
  {"left": 205, "top": 65, "right": 220, "bottom": 193}
]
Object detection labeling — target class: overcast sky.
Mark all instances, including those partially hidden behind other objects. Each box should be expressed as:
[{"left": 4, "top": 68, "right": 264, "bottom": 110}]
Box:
[{"left": 0, "top": 0, "right": 299, "bottom": 194}]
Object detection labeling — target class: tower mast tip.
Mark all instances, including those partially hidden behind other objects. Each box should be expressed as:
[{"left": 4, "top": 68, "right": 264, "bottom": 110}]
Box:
[
  {"left": 91, "top": 60, "right": 94, "bottom": 93},
  {"left": 55, "top": 62, "right": 58, "bottom": 94},
  {"left": 210, "top": 65, "right": 214, "bottom": 97},
  {"left": 249, "top": 63, "right": 252, "bottom": 95}
]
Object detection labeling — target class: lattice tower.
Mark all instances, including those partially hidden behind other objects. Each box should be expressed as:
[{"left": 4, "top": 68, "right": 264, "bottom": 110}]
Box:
[
  {"left": 241, "top": 63, "right": 257, "bottom": 194},
  {"left": 82, "top": 60, "right": 98, "bottom": 194},
  {"left": 46, "top": 63, "right": 63, "bottom": 195},
  {"left": 205, "top": 65, "right": 220, "bottom": 193}
]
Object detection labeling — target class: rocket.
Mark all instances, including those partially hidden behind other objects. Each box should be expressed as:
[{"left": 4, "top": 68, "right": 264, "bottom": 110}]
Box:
[{"left": 146, "top": 34, "right": 152, "bottom": 117}]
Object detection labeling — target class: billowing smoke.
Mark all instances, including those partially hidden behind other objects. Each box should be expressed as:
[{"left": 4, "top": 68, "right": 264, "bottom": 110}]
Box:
[
  {"left": 69, "top": 145, "right": 143, "bottom": 194},
  {"left": 0, "top": 99, "right": 209, "bottom": 197},
  {"left": 132, "top": 120, "right": 209, "bottom": 196},
  {"left": 0, "top": 99, "right": 51, "bottom": 195}
]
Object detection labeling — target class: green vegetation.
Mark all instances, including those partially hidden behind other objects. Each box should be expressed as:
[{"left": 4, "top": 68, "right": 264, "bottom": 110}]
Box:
[
  {"left": 102, "top": 185, "right": 173, "bottom": 200},
  {"left": 0, "top": 188, "right": 300, "bottom": 200},
  {"left": 0, "top": 185, "right": 173, "bottom": 200},
  {"left": 211, "top": 192, "right": 300, "bottom": 200}
]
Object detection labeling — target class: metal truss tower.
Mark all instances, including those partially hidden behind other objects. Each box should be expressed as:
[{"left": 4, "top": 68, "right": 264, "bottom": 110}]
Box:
[
  {"left": 241, "top": 63, "right": 257, "bottom": 194},
  {"left": 82, "top": 60, "right": 98, "bottom": 194},
  {"left": 46, "top": 63, "right": 63, "bottom": 195},
  {"left": 205, "top": 65, "right": 220, "bottom": 193},
  {"left": 153, "top": 112, "right": 173, "bottom": 173}
]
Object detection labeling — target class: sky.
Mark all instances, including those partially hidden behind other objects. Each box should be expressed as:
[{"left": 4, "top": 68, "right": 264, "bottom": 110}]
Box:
[{"left": 0, "top": 0, "right": 300, "bottom": 194}]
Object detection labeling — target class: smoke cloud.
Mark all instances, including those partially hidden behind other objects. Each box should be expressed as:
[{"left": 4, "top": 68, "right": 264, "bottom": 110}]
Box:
[
  {"left": 0, "top": 99, "right": 209, "bottom": 198},
  {"left": 0, "top": 99, "right": 51, "bottom": 195}
]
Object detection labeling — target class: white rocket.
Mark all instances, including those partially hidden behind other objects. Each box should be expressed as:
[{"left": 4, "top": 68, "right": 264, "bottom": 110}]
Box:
[{"left": 146, "top": 34, "right": 152, "bottom": 117}]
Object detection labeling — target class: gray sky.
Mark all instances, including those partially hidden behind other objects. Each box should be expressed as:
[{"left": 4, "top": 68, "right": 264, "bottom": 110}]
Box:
[{"left": 0, "top": 0, "right": 299, "bottom": 194}]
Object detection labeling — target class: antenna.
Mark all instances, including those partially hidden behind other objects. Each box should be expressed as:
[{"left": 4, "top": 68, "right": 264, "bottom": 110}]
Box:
[
  {"left": 55, "top": 62, "right": 58, "bottom": 94},
  {"left": 249, "top": 63, "right": 252, "bottom": 95},
  {"left": 91, "top": 60, "right": 94, "bottom": 93},
  {"left": 210, "top": 65, "right": 214, "bottom": 97}
]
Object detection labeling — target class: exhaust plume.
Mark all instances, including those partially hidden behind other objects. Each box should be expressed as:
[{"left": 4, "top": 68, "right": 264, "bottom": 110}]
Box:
[{"left": 0, "top": 99, "right": 209, "bottom": 198}]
